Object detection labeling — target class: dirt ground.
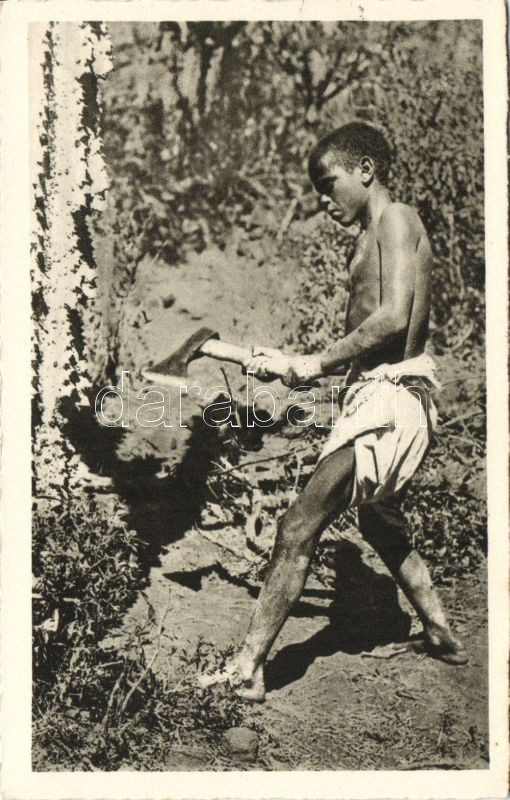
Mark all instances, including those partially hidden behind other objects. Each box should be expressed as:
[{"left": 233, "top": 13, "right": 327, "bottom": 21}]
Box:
[
  {"left": 119, "top": 514, "right": 488, "bottom": 771},
  {"left": 98, "top": 228, "right": 488, "bottom": 771}
]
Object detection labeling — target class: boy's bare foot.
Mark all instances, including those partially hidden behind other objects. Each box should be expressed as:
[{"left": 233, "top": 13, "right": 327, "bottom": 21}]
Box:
[
  {"left": 197, "top": 659, "right": 266, "bottom": 702},
  {"left": 411, "top": 627, "right": 468, "bottom": 665}
]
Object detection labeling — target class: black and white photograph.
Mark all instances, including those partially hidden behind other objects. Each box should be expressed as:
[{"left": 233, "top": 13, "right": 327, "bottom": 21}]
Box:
[{"left": 1, "top": 0, "right": 508, "bottom": 797}]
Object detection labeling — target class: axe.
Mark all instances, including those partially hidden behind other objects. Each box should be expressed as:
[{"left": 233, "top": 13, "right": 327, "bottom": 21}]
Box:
[{"left": 142, "top": 326, "right": 275, "bottom": 386}]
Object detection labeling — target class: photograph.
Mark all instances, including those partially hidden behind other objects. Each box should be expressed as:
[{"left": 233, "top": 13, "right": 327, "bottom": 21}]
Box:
[{"left": 1, "top": 1, "right": 508, "bottom": 798}]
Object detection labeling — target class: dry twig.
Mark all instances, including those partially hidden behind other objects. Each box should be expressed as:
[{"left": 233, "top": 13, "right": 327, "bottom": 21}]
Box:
[{"left": 214, "top": 442, "right": 319, "bottom": 475}]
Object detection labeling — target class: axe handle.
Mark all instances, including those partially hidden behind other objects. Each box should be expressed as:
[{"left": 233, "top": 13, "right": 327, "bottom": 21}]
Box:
[{"left": 199, "top": 338, "right": 253, "bottom": 368}]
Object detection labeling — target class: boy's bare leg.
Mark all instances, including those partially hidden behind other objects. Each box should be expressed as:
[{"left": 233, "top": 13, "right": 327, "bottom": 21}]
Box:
[
  {"left": 199, "top": 455, "right": 466, "bottom": 700},
  {"left": 227, "top": 446, "right": 355, "bottom": 700},
  {"left": 397, "top": 551, "right": 467, "bottom": 660},
  {"left": 358, "top": 499, "right": 467, "bottom": 663}
]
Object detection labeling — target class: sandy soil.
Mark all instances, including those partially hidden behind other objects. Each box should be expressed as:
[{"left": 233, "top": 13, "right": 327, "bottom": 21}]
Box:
[{"left": 119, "top": 508, "right": 488, "bottom": 771}]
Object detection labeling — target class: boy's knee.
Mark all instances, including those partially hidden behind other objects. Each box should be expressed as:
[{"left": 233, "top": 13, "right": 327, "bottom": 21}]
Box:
[
  {"left": 358, "top": 498, "right": 407, "bottom": 537},
  {"left": 358, "top": 500, "right": 412, "bottom": 576},
  {"left": 275, "top": 505, "right": 316, "bottom": 554}
]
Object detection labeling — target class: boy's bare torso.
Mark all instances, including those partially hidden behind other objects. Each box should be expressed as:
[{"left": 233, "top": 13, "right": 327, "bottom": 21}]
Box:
[{"left": 345, "top": 203, "right": 432, "bottom": 370}]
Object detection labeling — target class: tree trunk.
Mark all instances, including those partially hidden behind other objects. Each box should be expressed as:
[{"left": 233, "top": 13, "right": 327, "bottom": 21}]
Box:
[{"left": 31, "top": 22, "right": 113, "bottom": 503}]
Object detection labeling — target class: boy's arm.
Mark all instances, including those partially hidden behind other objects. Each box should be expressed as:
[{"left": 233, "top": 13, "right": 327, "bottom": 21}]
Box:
[
  {"left": 248, "top": 205, "right": 420, "bottom": 385},
  {"left": 318, "top": 204, "right": 418, "bottom": 374}
]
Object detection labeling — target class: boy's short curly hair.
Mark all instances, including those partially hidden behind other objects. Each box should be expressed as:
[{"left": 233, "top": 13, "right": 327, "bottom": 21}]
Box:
[{"left": 308, "top": 121, "right": 392, "bottom": 187}]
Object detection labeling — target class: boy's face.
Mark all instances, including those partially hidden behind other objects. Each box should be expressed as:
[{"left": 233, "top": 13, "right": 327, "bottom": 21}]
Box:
[{"left": 312, "top": 156, "right": 366, "bottom": 226}]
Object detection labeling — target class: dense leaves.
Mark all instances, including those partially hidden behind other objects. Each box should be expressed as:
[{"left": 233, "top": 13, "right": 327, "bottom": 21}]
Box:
[{"left": 33, "top": 494, "right": 142, "bottom": 709}]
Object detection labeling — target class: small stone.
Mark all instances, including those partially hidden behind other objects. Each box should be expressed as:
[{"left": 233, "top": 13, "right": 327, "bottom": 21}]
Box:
[{"left": 223, "top": 726, "right": 258, "bottom": 760}]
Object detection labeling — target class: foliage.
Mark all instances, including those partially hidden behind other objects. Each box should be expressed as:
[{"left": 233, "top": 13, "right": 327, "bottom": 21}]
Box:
[
  {"left": 33, "top": 493, "right": 143, "bottom": 710},
  {"left": 33, "top": 636, "right": 250, "bottom": 771},
  {"left": 30, "top": 18, "right": 142, "bottom": 733},
  {"left": 283, "top": 213, "right": 353, "bottom": 353},
  {"left": 405, "top": 471, "right": 486, "bottom": 582},
  {"left": 404, "top": 398, "right": 487, "bottom": 581},
  {"left": 368, "top": 22, "right": 484, "bottom": 328},
  {"left": 33, "top": 490, "right": 251, "bottom": 769}
]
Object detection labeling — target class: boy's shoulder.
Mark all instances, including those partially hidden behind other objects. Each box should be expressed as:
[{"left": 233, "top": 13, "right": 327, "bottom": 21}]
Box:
[{"left": 376, "top": 202, "right": 423, "bottom": 239}]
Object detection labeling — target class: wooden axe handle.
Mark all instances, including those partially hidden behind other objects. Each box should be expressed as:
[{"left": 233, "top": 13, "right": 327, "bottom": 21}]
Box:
[
  {"left": 142, "top": 336, "right": 284, "bottom": 388},
  {"left": 198, "top": 338, "right": 253, "bottom": 367}
]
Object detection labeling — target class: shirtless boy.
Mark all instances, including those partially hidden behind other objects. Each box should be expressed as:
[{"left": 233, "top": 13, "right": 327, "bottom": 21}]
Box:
[{"left": 199, "top": 121, "right": 467, "bottom": 702}]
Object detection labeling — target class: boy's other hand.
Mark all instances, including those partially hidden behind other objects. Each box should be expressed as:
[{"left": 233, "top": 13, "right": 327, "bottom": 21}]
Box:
[
  {"left": 246, "top": 348, "right": 323, "bottom": 387},
  {"left": 246, "top": 346, "right": 289, "bottom": 382}
]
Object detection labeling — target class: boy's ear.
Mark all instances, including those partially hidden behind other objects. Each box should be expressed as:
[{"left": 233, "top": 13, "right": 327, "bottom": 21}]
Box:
[{"left": 359, "top": 156, "right": 375, "bottom": 186}]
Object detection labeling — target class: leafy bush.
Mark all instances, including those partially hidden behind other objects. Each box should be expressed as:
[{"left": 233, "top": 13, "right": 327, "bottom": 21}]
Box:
[
  {"left": 33, "top": 639, "right": 249, "bottom": 771},
  {"left": 369, "top": 22, "right": 484, "bottom": 329},
  {"left": 403, "top": 400, "right": 487, "bottom": 581},
  {"left": 404, "top": 472, "right": 486, "bottom": 582},
  {"left": 33, "top": 493, "right": 143, "bottom": 710},
  {"left": 33, "top": 490, "right": 252, "bottom": 770}
]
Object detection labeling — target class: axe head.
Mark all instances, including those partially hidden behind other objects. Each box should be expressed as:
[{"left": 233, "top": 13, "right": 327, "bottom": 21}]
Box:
[{"left": 142, "top": 326, "right": 219, "bottom": 386}]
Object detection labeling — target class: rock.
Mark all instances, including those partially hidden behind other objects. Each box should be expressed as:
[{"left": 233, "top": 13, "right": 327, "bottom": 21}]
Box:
[
  {"left": 223, "top": 726, "right": 258, "bottom": 760},
  {"left": 165, "top": 747, "right": 208, "bottom": 769}
]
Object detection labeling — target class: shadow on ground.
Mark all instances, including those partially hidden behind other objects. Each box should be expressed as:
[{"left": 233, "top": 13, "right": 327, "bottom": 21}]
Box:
[
  {"left": 62, "top": 402, "right": 223, "bottom": 575},
  {"left": 265, "top": 539, "right": 411, "bottom": 692}
]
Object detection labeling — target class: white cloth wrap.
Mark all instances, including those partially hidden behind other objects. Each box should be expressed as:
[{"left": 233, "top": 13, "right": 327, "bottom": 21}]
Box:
[{"left": 319, "top": 353, "right": 440, "bottom": 506}]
